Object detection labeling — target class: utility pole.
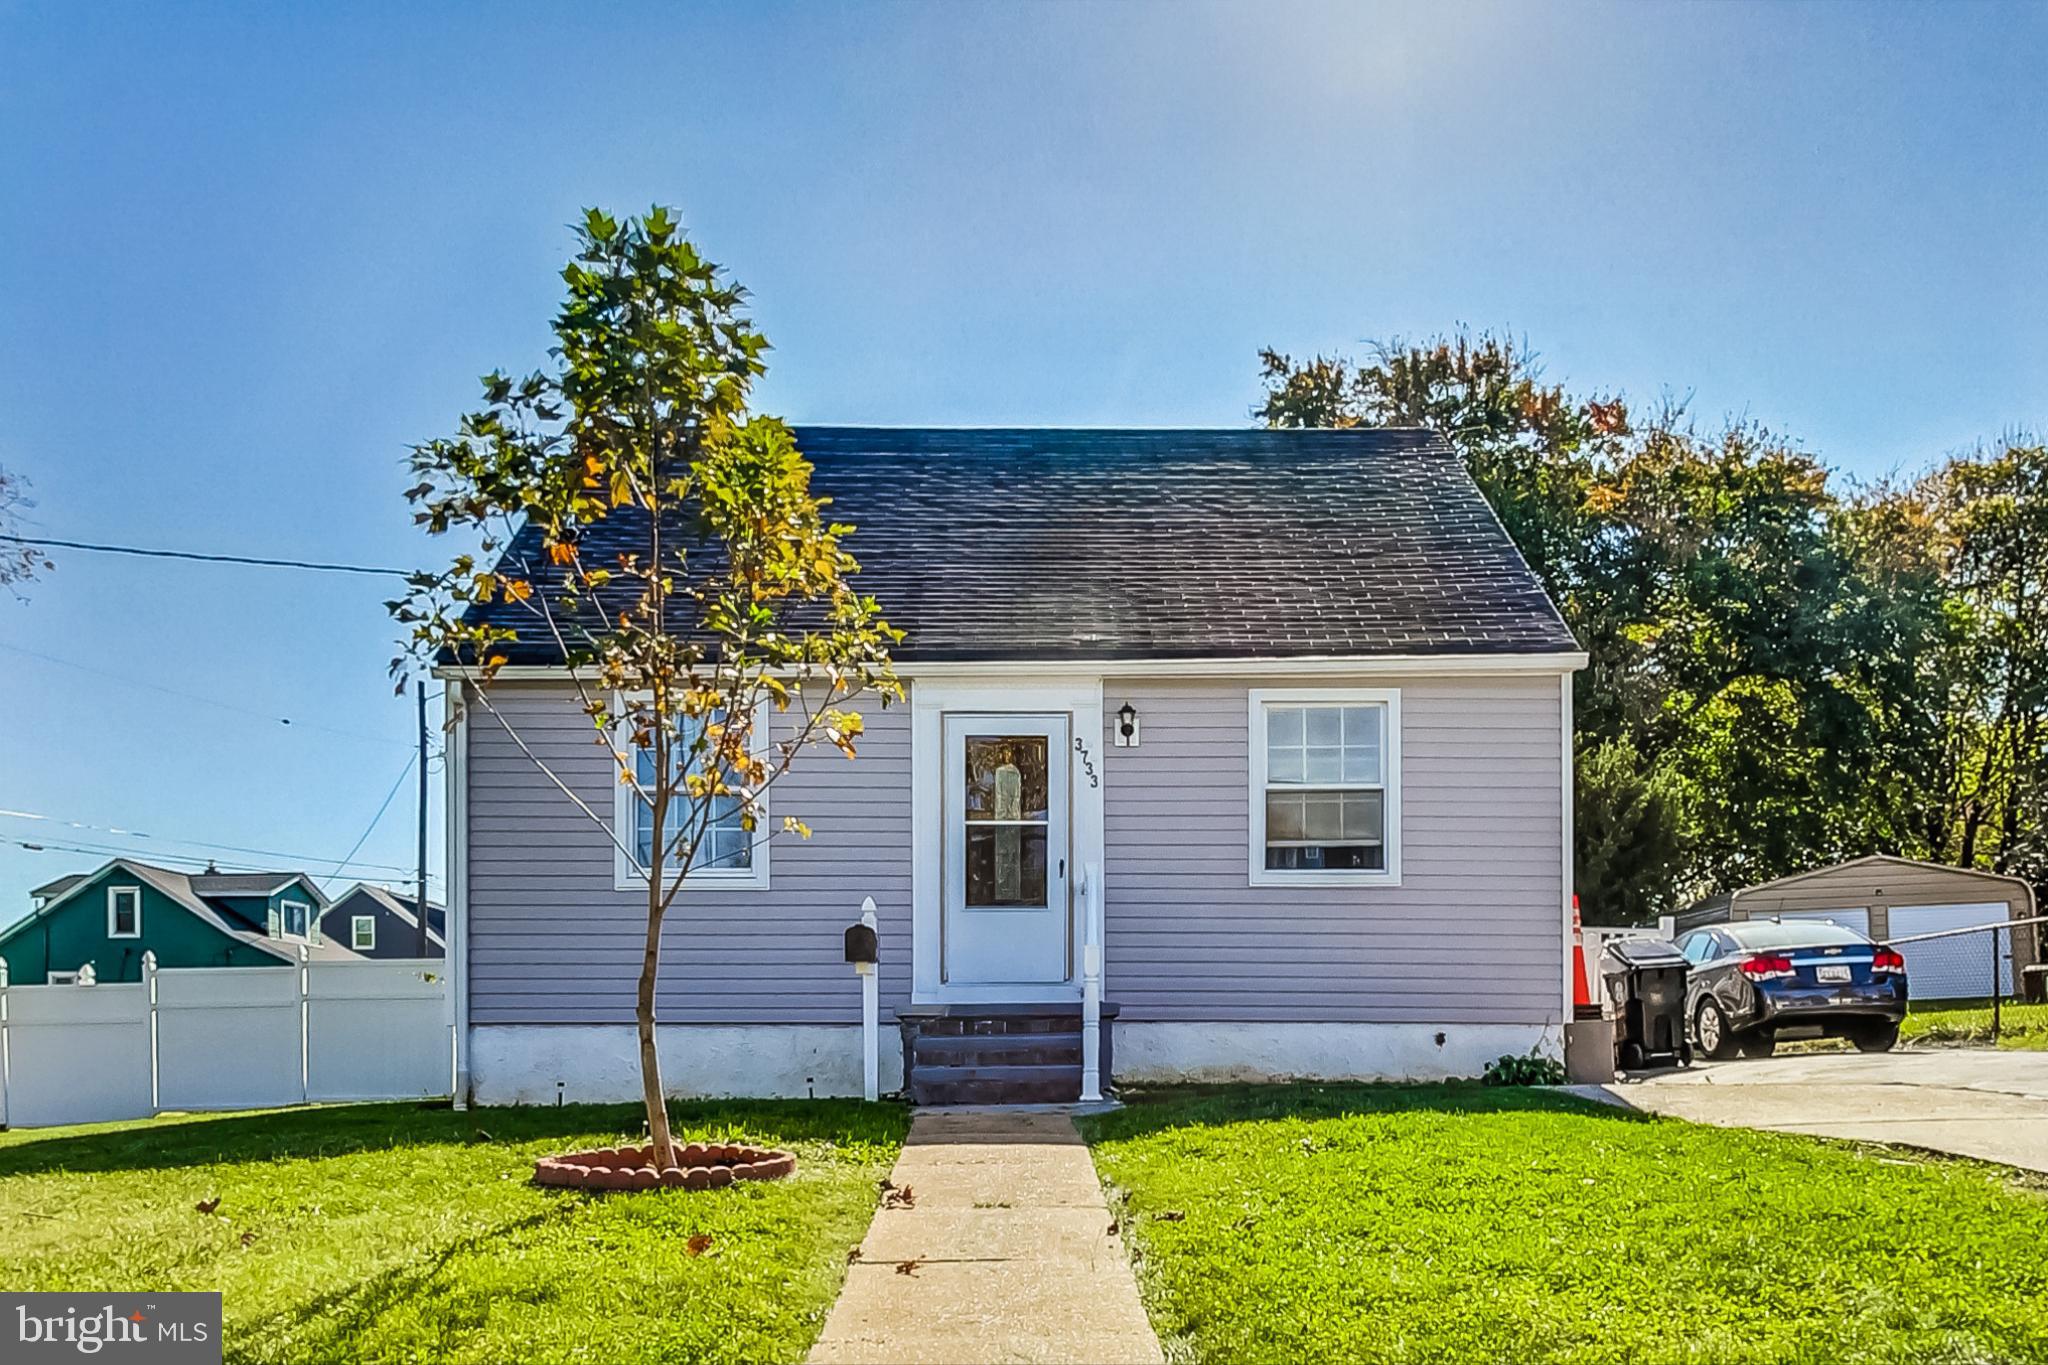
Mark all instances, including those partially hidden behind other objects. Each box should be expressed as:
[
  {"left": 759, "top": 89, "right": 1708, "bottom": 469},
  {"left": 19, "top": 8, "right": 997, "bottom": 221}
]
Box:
[{"left": 416, "top": 681, "right": 431, "bottom": 958}]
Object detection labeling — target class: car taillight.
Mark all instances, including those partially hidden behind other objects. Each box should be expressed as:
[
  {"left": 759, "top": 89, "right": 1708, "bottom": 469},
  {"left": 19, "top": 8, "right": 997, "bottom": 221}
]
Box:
[
  {"left": 1739, "top": 953, "right": 1795, "bottom": 981},
  {"left": 1872, "top": 946, "right": 1906, "bottom": 975}
]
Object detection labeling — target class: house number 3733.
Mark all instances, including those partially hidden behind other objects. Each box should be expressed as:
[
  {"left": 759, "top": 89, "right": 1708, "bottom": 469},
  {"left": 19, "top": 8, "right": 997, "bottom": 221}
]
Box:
[{"left": 1073, "top": 736, "right": 1099, "bottom": 788}]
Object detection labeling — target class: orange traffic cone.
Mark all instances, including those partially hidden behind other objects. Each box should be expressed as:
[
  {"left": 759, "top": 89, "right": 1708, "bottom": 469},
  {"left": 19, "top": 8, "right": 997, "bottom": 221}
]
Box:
[{"left": 1571, "top": 896, "right": 1597, "bottom": 1016}]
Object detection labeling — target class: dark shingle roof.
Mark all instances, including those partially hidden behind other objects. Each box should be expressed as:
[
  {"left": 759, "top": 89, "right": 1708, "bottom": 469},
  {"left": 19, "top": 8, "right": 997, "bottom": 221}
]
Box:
[{"left": 466, "top": 427, "right": 1578, "bottom": 663}]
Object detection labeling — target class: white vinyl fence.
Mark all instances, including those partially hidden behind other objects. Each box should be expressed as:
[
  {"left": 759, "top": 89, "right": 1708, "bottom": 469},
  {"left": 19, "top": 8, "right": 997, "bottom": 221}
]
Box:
[{"left": 0, "top": 952, "right": 451, "bottom": 1129}]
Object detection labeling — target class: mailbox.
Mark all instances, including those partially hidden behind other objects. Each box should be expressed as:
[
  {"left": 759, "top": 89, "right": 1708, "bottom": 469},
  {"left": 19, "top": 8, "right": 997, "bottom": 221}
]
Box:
[{"left": 844, "top": 921, "right": 878, "bottom": 965}]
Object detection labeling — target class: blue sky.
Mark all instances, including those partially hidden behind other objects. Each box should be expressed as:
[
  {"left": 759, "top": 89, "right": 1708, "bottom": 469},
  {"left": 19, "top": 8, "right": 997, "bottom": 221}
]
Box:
[{"left": 1, "top": 1, "right": 2043, "bottom": 922}]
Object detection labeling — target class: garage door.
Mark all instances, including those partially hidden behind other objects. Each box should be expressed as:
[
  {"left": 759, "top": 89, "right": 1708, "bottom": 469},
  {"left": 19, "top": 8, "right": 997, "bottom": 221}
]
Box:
[
  {"left": 1888, "top": 903, "right": 2015, "bottom": 1000},
  {"left": 1770, "top": 907, "right": 1871, "bottom": 936}
]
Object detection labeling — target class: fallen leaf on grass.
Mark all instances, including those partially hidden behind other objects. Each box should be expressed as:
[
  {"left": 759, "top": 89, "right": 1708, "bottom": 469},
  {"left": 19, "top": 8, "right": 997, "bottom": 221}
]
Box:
[
  {"left": 194, "top": 1197, "right": 220, "bottom": 1215},
  {"left": 895, "top": 1258, "right": 921, "bottom": 1277},
  {"left": 239, "top": 1232, "right": 256, "bottom": 1249},
  {"left": 686, "top": 1234, "right": 713, "bottom": 1257},
  {"left": 1154, "top": 1211, "right": 1185, "bottom": 1223}
]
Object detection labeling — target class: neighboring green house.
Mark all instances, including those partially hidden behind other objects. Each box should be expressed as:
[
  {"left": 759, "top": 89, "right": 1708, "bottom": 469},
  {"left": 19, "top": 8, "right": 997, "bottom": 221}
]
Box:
[{"left": 0, "top": 859, "right": 364, "bottom": 985}]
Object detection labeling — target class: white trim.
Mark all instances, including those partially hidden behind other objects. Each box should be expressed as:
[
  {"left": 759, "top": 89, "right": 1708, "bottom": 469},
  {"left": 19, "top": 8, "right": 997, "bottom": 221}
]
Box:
[
  {"left": 609, "top": 700, "right": 772, "bottom": 894},
  {"left": 106, "top": 885, "right": 142, "bottom": 939},
  {"left": 351, "top": 915, "right": 377, "bottom": 951},
  {"left": 1561, "top": 672, "right": 1575, "bottom": 1015},
  {"left": 47, "top": 969, "right": 82, "bottom": 986},
  {"left": 439, "top": 651, "right": 1588, "bottom": 685},
  {"left": 910, "top": 674, "right": 1105, "bottom": 1005},
  {"left": 445, "top": 679, "right": 471, "bottom": 1105},
  {"left": 1246, "top": 687, "right": 1402, "bottom": 888},
  {"left": 279, "top": 899, "right": 313, "bottom": 942}
]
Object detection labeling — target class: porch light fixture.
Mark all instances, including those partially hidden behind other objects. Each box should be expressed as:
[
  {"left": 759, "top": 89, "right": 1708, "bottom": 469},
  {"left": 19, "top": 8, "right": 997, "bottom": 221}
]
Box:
[{"left": 1115, "top": 702, "right": 1140, "bottom": 748}]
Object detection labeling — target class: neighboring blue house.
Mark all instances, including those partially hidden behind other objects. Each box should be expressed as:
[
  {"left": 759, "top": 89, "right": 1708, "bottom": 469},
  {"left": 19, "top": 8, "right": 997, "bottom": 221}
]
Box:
[
  {"left": 322, "top": 884, "right": 445, "bottom": 959},
  {"left": 1, "top": 860, "right": 363, "bottom": 984}
]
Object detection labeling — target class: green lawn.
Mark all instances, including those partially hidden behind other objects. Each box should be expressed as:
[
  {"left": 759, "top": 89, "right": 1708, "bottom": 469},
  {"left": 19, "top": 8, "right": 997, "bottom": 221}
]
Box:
[
  {"left": 1780, "top": 1000, "right": 2048, "bottom": 1053},
  {"left": 1903, "top": 1000, "right": 2048, "bottom": 1050},
  {"left": 0, "top": 1099, "right": 907, "bottom": 1365},
  {"left": 1080, "top": 1084, "right": 2048, "bottom": 1365}
]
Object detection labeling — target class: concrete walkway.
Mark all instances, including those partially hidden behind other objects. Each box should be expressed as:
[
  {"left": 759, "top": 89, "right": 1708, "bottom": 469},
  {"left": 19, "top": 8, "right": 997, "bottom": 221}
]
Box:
[
  {"left": 808, "top": 1108, "right": 1164, "bottom": 1365},
  {"left": 1594, "top": 1050, "right": 2048, "bottom": 1174}
]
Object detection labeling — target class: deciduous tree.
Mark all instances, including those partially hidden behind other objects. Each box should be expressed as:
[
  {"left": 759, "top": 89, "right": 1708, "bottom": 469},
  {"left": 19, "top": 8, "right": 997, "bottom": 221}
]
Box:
[{"left": 393, "top": 208, "right": 900, "bottom": 1156}]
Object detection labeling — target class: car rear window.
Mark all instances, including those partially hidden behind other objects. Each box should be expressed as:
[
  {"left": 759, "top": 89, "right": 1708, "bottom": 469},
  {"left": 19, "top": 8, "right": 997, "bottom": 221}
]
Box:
[{"left": 1726, "top": 920, "right": 1869, "bottom": 949}]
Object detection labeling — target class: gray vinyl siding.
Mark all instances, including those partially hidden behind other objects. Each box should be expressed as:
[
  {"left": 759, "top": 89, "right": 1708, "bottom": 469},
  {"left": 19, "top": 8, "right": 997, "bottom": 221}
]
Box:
[
  {"left": 466, "top": 684, "right": 913, "bottom": 1026},
  {"left": 1100, "top": 675, "right": 1565, "bottom": 1026},
  {"left": 464, "top": 672, "right": 1568, "bottom": 1028}
]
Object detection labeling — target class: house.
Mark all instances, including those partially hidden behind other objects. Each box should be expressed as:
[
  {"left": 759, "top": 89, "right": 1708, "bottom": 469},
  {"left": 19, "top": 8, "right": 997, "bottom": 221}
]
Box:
[
  {"left": 1679, "top": 854, "right": 2040, "bottom": 1001},
  {"left": 322, "top": 883, "right": 444, "bottom": 959},
  {"left": 1, "top": 860, "right": 361, "bottom": 984},
  {"left": 440, "top": 427, "right": 1584, "bottom": 1103}
]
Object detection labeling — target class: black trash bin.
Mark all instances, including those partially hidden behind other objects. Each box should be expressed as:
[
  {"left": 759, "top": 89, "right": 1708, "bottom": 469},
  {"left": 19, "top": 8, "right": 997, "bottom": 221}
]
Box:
[{"left": 1599, "top": 939, "right": 1691, "bottom": 1071}]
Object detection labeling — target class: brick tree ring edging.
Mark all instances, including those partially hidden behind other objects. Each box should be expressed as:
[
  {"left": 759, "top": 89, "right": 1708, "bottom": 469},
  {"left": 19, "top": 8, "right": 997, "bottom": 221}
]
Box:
[{"left": 534, "top": 1142, "right": 797, "bottom": 1192}]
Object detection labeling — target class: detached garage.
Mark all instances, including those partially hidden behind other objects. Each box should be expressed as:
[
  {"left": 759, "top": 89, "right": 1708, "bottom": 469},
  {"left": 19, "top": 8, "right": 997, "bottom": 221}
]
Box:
[{"left": 1709, "top": 856, "right": 2038, "bottom": 1001}]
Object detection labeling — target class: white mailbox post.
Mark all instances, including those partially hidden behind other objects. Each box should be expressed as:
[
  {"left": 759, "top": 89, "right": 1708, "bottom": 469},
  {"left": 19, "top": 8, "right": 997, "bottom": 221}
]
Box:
[{"left": 850, "top": 897, "right": 880, "bottom": 1102}]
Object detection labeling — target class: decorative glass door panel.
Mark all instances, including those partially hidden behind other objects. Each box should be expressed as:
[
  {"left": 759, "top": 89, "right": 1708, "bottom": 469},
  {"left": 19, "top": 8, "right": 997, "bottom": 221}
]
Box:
[{"left": 943, "top": 714, "right": 1071, "bottom": 984}]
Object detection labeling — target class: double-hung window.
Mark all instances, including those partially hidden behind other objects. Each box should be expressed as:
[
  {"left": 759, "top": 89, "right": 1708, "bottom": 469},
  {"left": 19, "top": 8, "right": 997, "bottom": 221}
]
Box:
[
  {"left": 614, "top": 708, "right": 770, "bottom": 891},
  {"left": 107, "top": 886, "right": 142, "bottom": 938},
  {"left": 1248, "top": 688, "right": 1400, "bottom": 886},
  {"left": 352, "top": 916, "right": 377, "bottom": 951},
  {"left": 280, "top": 900, "right": 311, "bottom": 940}
]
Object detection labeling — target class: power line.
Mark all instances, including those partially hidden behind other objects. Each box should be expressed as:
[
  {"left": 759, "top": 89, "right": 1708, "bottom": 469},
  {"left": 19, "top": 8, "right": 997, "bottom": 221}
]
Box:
[
  {"left": 8, "top": 836, "right": 440, "bottom": 882},
  {"left": 0, "top": 533, "right": 408, "bottom": 577},
  {"left": 321, "top": 752, "right": 420, "bottom": 893},
  {"left": 0, "top": 808, "right": 426, "bottom": 878},
  {"left": 0, "top": 642, "right": 421, "bottom": 749}
]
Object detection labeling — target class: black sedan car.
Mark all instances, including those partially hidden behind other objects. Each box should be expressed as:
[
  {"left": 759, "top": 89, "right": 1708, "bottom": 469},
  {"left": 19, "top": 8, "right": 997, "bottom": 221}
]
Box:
[{"left": 1674, "top": 919, "right": 1908, "bottom": 1059}]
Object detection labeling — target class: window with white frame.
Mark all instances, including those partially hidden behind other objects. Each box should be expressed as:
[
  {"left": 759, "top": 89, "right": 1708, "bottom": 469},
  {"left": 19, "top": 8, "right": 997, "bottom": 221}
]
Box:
[
  {"left": 352, "top": 915, "right": 376, "bottom": 950},
  {"left": 280, "top": 900, "right": 311, "bottom": 939},
  {"left": 107, "top": 885, "right": 142, "bottom": 938},
  {"left": 614, "top": 708, "right": 768, "bottom": 890},
  {"left": 1249, "top": 688, "right": 1400, "bottom": 885}
]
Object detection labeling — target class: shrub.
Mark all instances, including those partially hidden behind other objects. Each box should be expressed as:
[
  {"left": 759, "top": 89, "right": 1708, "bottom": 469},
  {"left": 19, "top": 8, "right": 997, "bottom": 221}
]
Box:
[{"left": 1482, "top": 1051, "right": 1567, "bottom": 1086}]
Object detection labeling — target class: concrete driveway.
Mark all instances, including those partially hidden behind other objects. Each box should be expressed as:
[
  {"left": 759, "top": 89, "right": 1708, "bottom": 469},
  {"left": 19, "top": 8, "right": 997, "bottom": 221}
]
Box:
[{"left": 1599, "top": 1050, "right": 2048, "bottom": 1174}]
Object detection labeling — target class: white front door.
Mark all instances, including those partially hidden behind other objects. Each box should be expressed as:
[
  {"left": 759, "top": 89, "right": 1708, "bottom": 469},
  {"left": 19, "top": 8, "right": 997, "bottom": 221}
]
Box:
[{"left": 941, "top": 713, "right": 1072, "bottom": 986}]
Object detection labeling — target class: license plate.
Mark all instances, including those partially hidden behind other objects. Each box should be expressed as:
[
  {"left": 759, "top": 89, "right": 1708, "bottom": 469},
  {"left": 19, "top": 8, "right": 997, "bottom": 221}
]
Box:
[{"left": 1817, "top": 964, "right": 1851, "bottom": 983}]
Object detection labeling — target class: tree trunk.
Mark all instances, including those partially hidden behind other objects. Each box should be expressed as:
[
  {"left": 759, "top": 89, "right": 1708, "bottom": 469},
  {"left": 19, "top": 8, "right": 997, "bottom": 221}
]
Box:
[{"left": 638, "top": 893, "right": 673, "bottom": 1161}]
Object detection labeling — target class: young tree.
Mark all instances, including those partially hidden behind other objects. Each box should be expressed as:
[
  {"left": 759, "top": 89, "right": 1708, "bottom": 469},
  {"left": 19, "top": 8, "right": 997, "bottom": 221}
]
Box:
[{"left": 392, "top": 208, "right": 900, "bottom": 1157}]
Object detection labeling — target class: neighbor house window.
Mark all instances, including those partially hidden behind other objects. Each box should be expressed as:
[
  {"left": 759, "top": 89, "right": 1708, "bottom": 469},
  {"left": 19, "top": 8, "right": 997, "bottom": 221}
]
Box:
[
  {"left": 613, "top": 707, "right": 769, "bottom": 891},
  {"left": 1248, "top": 688, "right": 1401, "bottom": 886},
  {"left": 352, "top": 916, "right": 376, "bottom": 951},
  {"left": 48, "top": 970, "right": 81, "bottom": 985},
  {"left": 107, "top": 886, "right": 142, "bottom": 938},
  {"left": 280, "top": 900, "right": 311, "bottom": 939}
]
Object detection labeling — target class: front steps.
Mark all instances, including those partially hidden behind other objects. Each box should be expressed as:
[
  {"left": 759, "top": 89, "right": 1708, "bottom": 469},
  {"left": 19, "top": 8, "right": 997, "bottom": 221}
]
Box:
[{"left": 897, "top": 1003, "right": 1118, "bottom": 1105}]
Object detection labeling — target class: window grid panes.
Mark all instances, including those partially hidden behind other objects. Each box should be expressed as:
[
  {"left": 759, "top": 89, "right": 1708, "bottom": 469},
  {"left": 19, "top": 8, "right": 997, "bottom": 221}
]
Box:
[
  {"left": 352, "top": 916, "right": 376, "bottom": 950},
  {"left": 1262, "top": 702, "right": 1387, "bottom": 873},
  {"left": 632, "top": 719, "right": 753, "bottom": 874}
]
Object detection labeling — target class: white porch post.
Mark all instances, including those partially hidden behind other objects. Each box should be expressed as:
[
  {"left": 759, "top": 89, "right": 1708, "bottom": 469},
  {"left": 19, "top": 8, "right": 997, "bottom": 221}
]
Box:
[{"left": 1080, "top": 860, "right": 1104, "bottom": 1103}]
